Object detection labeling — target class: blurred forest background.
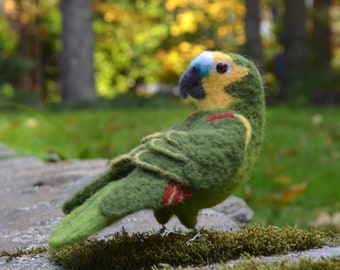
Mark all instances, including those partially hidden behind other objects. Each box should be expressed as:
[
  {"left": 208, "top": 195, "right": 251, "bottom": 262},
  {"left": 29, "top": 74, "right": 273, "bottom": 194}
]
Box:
[
  {"left": 0, "top": 0, "right": 340, "bottom": 232},
  {"left": 0, "top": 0, "right": 340, "bottom": 106}
]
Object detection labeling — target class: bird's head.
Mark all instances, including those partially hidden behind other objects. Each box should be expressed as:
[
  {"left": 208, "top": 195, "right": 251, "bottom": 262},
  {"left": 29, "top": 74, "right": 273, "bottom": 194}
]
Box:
[{"left": 179, "top": 51, "right": 264, "bottom": 112}]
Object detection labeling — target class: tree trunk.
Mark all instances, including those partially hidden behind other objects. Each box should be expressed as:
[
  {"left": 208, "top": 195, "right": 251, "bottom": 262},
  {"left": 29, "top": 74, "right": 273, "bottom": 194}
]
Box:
[
  {"left": 14, "top": 0, "right": 46, "bottom": 101},
  {"left": 60, "top": 0, "right": 98, "bottom": 104},
  {"left": 17, "top": 22, "right": 33, "bottom": 92},
  {"left": 283, "top": 0, "right": 307, "bottom": 81},
  {"left": 311, "top": 0, "right": 332, "bottom": 69},
  {"left": 244, "top": 0, "right": 263, "bottom": 71},
  {"left": 33, "top": 0, "right": 46, "bottom": 101}
]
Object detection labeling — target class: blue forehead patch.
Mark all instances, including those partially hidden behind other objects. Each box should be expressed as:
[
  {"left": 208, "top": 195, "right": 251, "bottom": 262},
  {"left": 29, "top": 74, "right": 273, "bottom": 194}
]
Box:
[{"left": 190, "top": 51, "right": 213, "bottom": 78}]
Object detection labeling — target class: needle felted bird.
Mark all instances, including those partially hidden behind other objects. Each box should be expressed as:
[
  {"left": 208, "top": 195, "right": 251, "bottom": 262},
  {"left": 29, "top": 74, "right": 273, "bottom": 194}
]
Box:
[{"left": 49, "top": 51, "right": 265, "bottom": 249}]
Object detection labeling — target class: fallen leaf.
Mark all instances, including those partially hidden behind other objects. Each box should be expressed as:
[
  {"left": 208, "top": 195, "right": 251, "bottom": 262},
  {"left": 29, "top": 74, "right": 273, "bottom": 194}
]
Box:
[
  {"left": 274, "top": 174, "right": 293, "bottom": 185},
  {"left": 66, "top": 114, "right": 77, "bottom": 126},
  {"left": 281, "top": 182, "right": 307, "bottom": 203},
  {"left": 262, "top": 182, "right": 307, "bottom": 204}
]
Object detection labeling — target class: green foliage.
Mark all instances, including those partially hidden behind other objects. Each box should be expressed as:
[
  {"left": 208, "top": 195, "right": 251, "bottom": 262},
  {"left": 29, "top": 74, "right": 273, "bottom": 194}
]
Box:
[
  {"left": 0, "top": 0, "right": 61, "bottom": 98},
  {"left": 286, "top": 68, "right": 340, "bottom": 104},
  {"left": 1, "top": 1, "right": 340, "bottom": 104},
  {"left": 0, "top": 89, "right": 42, "bottom": 110},
  {"left": 93, "top": 1, "right": 169, "bottom": 98},
  {"left": 92, "top": 0, "right": 247, "bottom": 98},
  {"left": 0, "top": 13, "right": 17, "bottom": 51},
  {"left": 0, "top": 47, "right": 33, "bottom": 85},
  {"left": 49, "top": 225, "right": 329, "bottom": 270}
]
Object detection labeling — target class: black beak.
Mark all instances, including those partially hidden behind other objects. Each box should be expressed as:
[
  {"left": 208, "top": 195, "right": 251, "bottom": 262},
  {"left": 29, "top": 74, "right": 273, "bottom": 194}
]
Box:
[{"left": 179, "top": 65, "right": 205, "bottom": 100}]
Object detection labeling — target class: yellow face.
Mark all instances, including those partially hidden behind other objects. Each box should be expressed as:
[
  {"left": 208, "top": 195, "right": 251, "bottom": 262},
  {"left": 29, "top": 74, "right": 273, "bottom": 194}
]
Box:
[{"left": 198, "top": 52, "right": 249, "bottom": 111}]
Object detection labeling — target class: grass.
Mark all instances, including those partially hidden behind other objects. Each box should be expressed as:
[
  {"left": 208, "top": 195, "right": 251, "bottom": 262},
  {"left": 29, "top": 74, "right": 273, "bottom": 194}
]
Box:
[
  {"left": 0, "top": 107, "right": 190, "bottom": 159},
  {"left": 0, "top": 105, "right": 340, "bottom": 232}
]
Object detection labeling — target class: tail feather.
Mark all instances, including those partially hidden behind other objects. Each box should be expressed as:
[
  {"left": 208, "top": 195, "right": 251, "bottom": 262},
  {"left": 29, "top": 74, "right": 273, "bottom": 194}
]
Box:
[
  {"left": 49, "top": 181, "right": 117, "bottom": 249},
  {"left": 49, "top": 170, "right": 167, "bottom": 249}
]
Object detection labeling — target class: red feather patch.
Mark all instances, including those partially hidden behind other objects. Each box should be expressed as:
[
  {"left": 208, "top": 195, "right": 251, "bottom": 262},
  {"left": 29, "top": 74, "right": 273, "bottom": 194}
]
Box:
[
  {"left": 163, "top": 181, "right": 192, "bottom": 206},
  {"left": 207, "top": 113, "right": 235, "bottom": 122}
]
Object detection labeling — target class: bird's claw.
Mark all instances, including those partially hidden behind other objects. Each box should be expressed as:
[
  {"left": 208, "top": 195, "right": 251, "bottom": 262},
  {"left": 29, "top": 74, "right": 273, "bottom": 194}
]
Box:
[
  {"left": 144, "top": 226, "right": 185, "bottom": 240},
  {"left": 144, "top": 225, "right": 168, "bottom": 238},
  {"left": 154, "top": 225, "right": 168, "bottom": 237},
  {"left": 186, "top": 230, "right": 200, "bottom": 245}
]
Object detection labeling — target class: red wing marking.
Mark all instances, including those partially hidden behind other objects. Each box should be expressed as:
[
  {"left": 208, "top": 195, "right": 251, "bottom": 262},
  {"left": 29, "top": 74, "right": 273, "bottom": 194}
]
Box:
[
  {"left": 207, "top": 113, "right": 234, "bottom": 122},
  {"left": 163, "top": 181, "right": 192, "bottom": 206}
]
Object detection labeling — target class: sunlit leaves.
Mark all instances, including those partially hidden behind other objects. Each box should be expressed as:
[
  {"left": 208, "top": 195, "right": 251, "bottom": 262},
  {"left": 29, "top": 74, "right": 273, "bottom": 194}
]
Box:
[
  {"left": 171, "top": 11, "right": 197, "bottom": 36},
  {"left": 93, "top": 1, "right": 169, "bottom": 97},
  {"left": 92, "top": 0, "right": 246, "bottom": 97},
  {"left": 2, "top": 0, "right": 249, "bottom": 98},
  {"left": 156, "top": 42, "right": 206, "bottom": 75}
]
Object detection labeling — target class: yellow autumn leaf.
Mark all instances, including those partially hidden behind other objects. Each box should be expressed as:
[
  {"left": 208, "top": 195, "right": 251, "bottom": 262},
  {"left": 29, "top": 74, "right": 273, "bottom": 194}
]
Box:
[
  {"left": 263, "top": 182, "right": 307, "bottom": 204},
  {"left": 281, "top": 182, "right": 307, "bottom": 203},
  {"left": 176, "top": 11, "right": 197, "bottom": 34},
  {"left": 274, "top": 174, "right": 293, "bottom": 185},
  {"left": 66, "top": 115, "right": 77, "bottom": 126},
  {"left": 218, "top": 26, "right": 232, "bottom": 37}
]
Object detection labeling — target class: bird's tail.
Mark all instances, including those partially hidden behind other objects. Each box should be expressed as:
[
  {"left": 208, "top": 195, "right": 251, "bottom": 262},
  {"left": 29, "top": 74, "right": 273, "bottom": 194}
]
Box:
[
  {"left": 49, "top": 170, "right": 167, "bottom": 249},
  {"left": 49, "top": 180, "right": 117, "bottom": 250}
]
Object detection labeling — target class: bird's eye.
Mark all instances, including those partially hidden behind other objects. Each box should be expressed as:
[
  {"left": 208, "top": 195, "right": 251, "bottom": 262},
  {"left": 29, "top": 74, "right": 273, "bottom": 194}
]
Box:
[{"left": 214, "top": 62, "right": 231, "bottom": 74}]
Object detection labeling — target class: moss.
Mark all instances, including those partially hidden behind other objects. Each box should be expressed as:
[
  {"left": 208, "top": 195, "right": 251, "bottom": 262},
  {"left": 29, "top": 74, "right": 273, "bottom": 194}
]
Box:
[
  {"left": 0, "top": 247, "right": 47, "bottom": 263},
  {"left": 221, "top": 257, "right": 340, "bottom": 270},
  {"left": 49, "top": 224, "right": 332, "bottom": 270},
  {"left": 171, "top": 257, "right": 340, "bottom": 270}
]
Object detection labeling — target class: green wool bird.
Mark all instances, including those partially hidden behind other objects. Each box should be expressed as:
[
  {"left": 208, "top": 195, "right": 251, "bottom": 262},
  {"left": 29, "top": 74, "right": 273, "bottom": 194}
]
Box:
[{"left": 49, "top": 51, "right": 265, "bottom": 249}]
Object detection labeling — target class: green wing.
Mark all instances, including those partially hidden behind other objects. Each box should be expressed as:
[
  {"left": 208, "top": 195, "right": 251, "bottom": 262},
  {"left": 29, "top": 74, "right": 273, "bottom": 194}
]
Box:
[{"left": 131, "top": 116, "right": 248, "bottom": 191}]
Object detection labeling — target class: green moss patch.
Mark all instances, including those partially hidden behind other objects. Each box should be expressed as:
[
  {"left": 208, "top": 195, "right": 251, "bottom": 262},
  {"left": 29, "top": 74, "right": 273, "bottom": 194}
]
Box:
[
  {"left": 0, "top": 247, "right": 47, "bottom": 263},
  {"left": 220, "top": 257, "right": 340, "bottom": 270},
  {"left": 49, "top": 225, "right": 330, "bottom": 270},
  {"left": 177, "top": 257, "right": 340, "bottom": 270}
]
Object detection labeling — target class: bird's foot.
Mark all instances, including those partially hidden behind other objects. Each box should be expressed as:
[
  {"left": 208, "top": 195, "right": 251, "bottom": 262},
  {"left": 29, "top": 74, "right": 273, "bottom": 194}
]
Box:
[
  {"left": 145, "top": 226, "right": 185, "bottom": 239},
  {"left": 186, "top": 229, "right": 200, "bottom": 245},
  {"left": 151, "top": 225, "right": 169, "bottom": 237},
  {"left": 143, "top": 225, "right": 169, "bottom": 240}
]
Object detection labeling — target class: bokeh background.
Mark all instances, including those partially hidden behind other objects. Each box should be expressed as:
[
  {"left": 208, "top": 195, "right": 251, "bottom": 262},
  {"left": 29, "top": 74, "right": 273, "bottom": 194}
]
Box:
[{"left": 0, "top": 0, "right": 339, "bottom": 105}]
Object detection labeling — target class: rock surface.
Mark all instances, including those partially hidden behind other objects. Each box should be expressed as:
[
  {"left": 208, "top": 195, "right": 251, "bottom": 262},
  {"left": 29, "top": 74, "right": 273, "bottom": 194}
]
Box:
[
  {"left": 0, "top": 143, "right": 254, "bottom": 269},
  {"left": 1, "top": 143, "right": 339, "bottom": 269}
]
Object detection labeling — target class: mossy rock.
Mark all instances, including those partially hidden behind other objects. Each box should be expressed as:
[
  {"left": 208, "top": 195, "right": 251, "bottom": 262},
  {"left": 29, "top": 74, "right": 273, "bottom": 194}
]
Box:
[{"left": 49, "top": 224, "right": 336, "bottom": 270}]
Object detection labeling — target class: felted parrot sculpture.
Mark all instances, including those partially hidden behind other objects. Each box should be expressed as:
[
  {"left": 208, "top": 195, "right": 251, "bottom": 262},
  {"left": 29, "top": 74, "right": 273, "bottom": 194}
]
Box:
[{"left": 49, "top": 51, "right": 265, "bottom": 249}]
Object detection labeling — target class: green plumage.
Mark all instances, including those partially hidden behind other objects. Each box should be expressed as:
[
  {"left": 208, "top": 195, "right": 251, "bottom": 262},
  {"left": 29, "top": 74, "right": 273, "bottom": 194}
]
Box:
[{"left": 49, "top": 51, "right": 265, "bottom": 249}]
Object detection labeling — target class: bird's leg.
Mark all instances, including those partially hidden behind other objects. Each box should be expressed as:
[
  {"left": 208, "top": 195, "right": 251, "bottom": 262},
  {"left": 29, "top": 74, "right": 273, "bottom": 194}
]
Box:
[
  {"left": 144, "top": 225, "right": 168, "bottom": 239},
  {"left": 186, "top": 228, "right": 200, "bottom": 245},
  {"left": 146, "top": 225, "right": 186, "bottom": 240},
  {"left": 156, "top": 225, "right": 168, "bottom": 237}
]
